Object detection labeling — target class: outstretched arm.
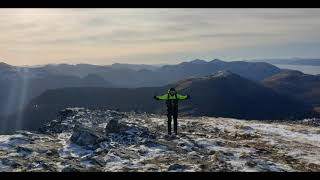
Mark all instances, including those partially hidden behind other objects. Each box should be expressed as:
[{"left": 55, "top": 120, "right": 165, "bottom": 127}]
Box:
[
  {"left": 154, "top": 94, "right": 168, "bottom": 101},
  {"left": 177, "top": 94, "right": 190, "bottom": 100}
]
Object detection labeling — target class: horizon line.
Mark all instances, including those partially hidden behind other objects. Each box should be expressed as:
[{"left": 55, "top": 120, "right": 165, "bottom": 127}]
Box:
[{"left": 1, "top": 56, "right": 320, "bottom": 67}]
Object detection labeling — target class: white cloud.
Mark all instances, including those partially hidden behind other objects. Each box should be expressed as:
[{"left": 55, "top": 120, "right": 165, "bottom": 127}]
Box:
[{"left": 0, "top": 8, "right": 320, "bottom": 65}]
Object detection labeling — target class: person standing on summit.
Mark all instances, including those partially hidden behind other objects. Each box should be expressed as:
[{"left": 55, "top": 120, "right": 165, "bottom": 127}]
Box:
[{"left": 154, "top": 88, "right": 190, "bottom": 135}]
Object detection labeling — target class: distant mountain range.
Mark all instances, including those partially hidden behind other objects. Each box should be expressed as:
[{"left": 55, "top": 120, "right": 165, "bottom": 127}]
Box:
[
  {"left": 1, "top": 71, "right": 316, "bottom": 134},
  {"left": 0, "top": 63, "right": 113, "bottom": 115},
  {"left": 251, "top": 58, "right": 320, "bottom": 66},
  {"left": 110, "top": 63, "right": 163, "bottom": 71},
  {"left": 1, "top": 59, "right": 320, "bottom": 134},
  {"left": 34, "top": 59, "right": 282, "bottom": 87},
  {"left": 0, "top": 59, "right": 282, "bottom": 115}
]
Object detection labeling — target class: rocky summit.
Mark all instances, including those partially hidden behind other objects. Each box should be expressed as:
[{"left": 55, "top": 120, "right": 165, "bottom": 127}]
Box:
[{"left": 1, "top": 108, "right": 320, "bottom": 172}]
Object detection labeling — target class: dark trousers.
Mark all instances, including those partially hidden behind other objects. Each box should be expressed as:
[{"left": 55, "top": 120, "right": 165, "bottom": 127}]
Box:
[{"left": 167, "top": 112, "right": 178, "bottom": 135}]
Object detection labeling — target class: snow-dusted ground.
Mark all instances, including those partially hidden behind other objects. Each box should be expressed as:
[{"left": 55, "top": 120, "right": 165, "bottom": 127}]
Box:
[{"left": 0, "top": 108, "right": 320, "bottom": 172}]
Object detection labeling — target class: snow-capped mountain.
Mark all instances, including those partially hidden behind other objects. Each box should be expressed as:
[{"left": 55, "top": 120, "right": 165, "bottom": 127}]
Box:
[{"left": 1, "top": 108, "right": 320, "bottom": 172}]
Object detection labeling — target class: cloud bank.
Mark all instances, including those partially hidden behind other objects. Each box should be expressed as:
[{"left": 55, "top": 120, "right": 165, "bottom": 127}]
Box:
[{"left": 0, "top": 8, "right": 320, "bottom": 65}]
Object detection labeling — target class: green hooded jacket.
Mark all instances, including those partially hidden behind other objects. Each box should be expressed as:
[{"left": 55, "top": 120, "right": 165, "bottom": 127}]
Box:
[{"left": 155, "top": 90, "right": 189, "bottom": 101}]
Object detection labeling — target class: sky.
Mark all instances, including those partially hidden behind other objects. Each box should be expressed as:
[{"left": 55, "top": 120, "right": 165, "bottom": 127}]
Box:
[{"left": 1, "top": 8, "right": 320, "bottom": 66}]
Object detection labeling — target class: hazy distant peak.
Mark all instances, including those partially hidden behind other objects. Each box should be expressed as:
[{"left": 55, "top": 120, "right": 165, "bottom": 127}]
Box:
[
  {"left": 178, "top": 59, "right": 207, "bottom": 66},
  {"left": 45, "top": 63, "right": 73, "bottom": 67},
  {"left": 0, "top": 62, "right": 13, "bottom": 68},
  {"left": 189, "top": 59, "right": 208, "bottom": 64},
  {"left": 281, "top": 69, "right": 305, "bottom": 75},
  {"left": 210, "top": 59, "right": 224, "bottom": 63},
  {"left": 264, "top": 69, "right": 312, "bottom": 82}
]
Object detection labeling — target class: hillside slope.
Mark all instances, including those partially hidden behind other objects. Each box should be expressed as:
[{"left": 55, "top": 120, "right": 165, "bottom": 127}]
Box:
[
  {"left": 262, "top": 70, "right": 320, "bottom": 107},
  {"left": 2, "top": 71, "right": 315, "bottom": 133},
  {"left": 0, "top": 62, "right": 113, "bottom": 116},
  {"left": 172, "top": 71, "right": 313, "bottom": 119}
]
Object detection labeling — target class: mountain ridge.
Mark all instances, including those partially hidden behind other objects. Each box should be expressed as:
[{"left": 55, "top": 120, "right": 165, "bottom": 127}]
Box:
[
  {"left": 1, "top": 71, "right": 316, "bottom": 134},
  {"left": 262, "top": 69, "right": 320, "bottom": 108},
  {"left": 250, "top": 58, "right": 320, "bottom": 66}
]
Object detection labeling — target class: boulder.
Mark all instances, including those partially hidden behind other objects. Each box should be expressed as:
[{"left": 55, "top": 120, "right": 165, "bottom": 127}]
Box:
[
  {"left": 168, "top": 164, "right": 189, "bottom": 171},
  {"left": 245, "top": 160, "right": 257, "bottom": 168},
  {"left": 91, "top": 156, "right": 106, "bottom": 167},
  {"left": 58, "top": 109, "right": 74, "bottom": 121},
  {"left": 62, "top": 165, "right": 85, "bottom": 172},
  {"left": 1, "top": 159, "right": 23, "bottom": 168},
  {"left": 105, "top": 118, "right": 126, "bottom": 134},
  {"left": 70, "top": 126, "right": 104, "bottom": 147},
  {"left": 16, "top": 146, "right": 33, "bottom": 155},
  {"left": 46, "top": 149, "right": 59, "bottom": 157},
  {"left": 108, "top": 149, "right": 139, "bottom": 159}
]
